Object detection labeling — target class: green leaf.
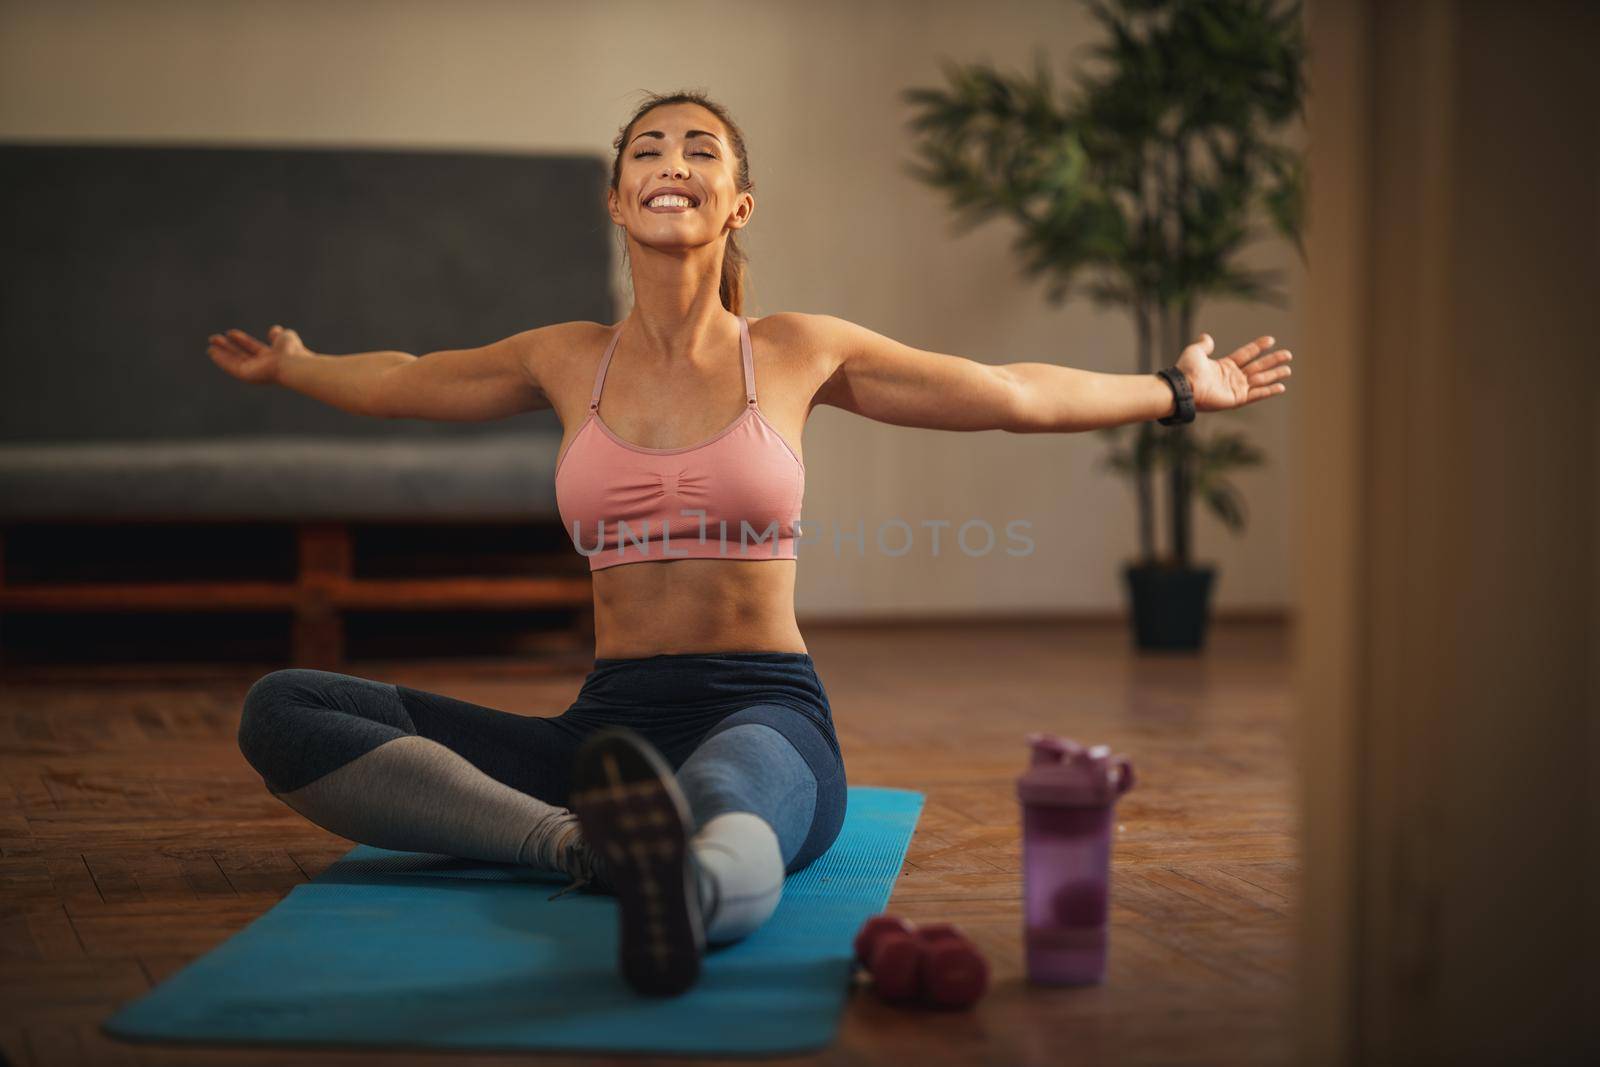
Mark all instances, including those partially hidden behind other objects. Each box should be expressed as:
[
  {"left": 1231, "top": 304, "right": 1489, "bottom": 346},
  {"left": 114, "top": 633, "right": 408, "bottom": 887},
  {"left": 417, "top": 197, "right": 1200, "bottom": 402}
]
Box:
[{"left": 1203, "top": 483, "right": 1248, "bottom": 533}]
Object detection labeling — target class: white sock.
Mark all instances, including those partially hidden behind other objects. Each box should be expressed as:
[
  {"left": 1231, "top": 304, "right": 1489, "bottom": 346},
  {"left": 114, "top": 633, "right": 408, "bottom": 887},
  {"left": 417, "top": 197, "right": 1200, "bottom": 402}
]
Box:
[{"left": 689, "top": 811, "right": 786, "bottom": 945}]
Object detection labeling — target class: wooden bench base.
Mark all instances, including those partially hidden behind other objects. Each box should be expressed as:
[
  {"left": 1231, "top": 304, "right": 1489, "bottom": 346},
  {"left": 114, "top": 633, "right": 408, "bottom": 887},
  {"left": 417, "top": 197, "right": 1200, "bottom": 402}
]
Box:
[{"left": 0, "top": 519, "right": 594, "bottom": 675}]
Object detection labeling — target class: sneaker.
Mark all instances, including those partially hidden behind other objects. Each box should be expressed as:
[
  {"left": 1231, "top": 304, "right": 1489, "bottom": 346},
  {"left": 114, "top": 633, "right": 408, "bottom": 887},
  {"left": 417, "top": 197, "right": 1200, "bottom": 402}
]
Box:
[
  {"left": 545, "top": 822, "right": 613, "bottom": 901},
  {"left": 569, "top": 727, "right": 705, "bottom": 996}
]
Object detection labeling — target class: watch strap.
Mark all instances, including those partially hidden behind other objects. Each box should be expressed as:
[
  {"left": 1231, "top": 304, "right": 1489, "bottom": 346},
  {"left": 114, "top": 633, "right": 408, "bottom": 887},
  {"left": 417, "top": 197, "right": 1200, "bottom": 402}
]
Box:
[{"left": 1156, "top": 366, "right": 1196, "bottom": 426}]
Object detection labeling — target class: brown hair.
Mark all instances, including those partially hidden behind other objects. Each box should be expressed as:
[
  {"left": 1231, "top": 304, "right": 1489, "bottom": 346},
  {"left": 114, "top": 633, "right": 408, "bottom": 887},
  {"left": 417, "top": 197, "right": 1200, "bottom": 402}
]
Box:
[{"left": 609, "top": 89, "right": 753, "bottom": 315}]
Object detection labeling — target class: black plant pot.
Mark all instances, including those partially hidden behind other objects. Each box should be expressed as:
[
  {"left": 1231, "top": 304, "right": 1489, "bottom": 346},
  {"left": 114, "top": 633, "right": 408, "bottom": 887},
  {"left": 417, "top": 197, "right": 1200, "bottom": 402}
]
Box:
[{"left": 1123, "top": 563, "right": 1217, "bottom": 651}]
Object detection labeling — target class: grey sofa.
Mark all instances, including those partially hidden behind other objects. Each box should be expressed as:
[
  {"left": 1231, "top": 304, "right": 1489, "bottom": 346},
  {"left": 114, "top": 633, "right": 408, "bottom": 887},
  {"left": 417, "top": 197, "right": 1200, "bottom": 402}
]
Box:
[{"left": 0, "top": 144, "right": 612, "bottom": 669}]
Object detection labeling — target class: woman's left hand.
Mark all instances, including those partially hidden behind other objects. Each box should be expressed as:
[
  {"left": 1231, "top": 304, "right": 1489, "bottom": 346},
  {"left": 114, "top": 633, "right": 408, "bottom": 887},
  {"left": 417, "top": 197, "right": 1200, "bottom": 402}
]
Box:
[{"left": 1175, "top": 333, "right": 1294, "bottom": 414}]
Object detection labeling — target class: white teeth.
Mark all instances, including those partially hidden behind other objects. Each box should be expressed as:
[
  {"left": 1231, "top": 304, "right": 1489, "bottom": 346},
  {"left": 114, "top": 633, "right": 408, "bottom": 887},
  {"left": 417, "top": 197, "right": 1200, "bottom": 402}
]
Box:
[{"left": 647, "top": 194, "right": 694, "bottom": 208}]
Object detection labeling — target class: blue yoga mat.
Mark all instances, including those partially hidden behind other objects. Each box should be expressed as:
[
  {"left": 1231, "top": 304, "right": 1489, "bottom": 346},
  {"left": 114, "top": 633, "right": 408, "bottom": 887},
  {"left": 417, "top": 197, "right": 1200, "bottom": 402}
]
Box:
[{"left": 104, "top": 786, "right": 923, "bottom": 1056}]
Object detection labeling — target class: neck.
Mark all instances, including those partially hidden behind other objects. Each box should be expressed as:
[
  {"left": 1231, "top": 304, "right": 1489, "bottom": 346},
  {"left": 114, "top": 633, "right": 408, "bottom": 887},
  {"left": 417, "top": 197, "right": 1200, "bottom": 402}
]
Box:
[{"left": 623, "top": 239, "right": 736, "bottom": 362}]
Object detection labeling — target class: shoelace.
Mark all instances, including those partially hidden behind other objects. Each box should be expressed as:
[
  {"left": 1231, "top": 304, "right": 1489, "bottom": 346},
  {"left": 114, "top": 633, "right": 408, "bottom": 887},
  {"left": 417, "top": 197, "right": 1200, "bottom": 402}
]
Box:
[
  {"left": 546, "top": 833, "right": 608, "bottom": 902},
  {"left": 546, "top": 874, "right": 589, "bottom": 902},
  {"left": 544, "top": 836, "right": 720, "bottom": 925}
]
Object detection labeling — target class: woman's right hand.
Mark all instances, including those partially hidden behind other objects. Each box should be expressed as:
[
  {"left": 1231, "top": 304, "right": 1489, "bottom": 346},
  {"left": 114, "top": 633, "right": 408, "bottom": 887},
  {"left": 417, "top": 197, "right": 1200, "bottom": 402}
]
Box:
[{"left": 206, "top": 325, "right": 309, "bottom": 385}]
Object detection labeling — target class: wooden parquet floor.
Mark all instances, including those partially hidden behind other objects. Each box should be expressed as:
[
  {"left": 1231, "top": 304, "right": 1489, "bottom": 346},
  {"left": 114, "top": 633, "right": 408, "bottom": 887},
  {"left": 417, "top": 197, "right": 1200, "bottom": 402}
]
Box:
[{"left": 0, "top": 618, "right": 1298, "bottom": 1067}]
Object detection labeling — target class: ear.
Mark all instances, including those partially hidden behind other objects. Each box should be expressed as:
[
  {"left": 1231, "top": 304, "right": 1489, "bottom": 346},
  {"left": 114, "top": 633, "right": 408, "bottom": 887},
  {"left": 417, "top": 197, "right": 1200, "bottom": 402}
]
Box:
[
  {"left": 605, "top": 186, "right": 625, "bottom": 227},
  {"left": 726, "top": 190, "right": 755, "bottom": 231}
]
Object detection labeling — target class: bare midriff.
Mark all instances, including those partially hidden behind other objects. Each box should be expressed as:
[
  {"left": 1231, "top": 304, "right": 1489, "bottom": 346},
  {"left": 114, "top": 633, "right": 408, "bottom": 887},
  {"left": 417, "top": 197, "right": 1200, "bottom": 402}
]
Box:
[{"left": 590, "top": 557, "right": 807, "bottom": 659}]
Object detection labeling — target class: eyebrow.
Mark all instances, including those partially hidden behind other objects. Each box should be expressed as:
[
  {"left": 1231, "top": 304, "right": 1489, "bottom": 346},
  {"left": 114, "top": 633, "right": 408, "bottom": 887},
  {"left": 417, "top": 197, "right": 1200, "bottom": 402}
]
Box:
[{"left": 628, "top": 129, "right": 723, "bottom": 147}]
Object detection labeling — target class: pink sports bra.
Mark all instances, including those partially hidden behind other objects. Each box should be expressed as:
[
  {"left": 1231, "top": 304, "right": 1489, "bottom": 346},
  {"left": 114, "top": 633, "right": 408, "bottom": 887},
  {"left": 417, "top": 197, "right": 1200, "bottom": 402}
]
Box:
[{"left": 553, "top": 315, "right": 805, "bottom": 571}]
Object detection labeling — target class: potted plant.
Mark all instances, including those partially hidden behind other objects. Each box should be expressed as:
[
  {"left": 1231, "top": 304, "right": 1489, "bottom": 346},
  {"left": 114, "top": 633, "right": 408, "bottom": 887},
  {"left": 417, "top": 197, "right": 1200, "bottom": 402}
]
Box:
[{"left": 903, "top": 0, "right": 1305, "bottom": 650}]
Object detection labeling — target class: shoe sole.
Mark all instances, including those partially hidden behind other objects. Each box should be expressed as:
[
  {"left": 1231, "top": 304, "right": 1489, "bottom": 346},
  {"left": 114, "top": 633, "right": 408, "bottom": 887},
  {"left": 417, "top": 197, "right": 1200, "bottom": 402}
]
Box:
[{"left": 570, "top": 727, "right": 704, "bottom": 997}]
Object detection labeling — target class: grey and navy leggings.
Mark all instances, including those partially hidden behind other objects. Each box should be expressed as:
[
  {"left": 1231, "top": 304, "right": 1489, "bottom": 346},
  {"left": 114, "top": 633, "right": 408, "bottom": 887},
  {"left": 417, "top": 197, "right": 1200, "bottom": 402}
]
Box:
[{"left": 236, "top": 650, "right": 848, "bottom": 874}]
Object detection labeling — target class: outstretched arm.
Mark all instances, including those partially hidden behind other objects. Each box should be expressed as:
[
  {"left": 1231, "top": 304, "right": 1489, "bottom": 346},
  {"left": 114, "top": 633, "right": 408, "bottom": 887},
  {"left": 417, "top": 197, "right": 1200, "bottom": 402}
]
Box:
[
  {"left": 208, "top": 324, "right": 555, "bottom": 420},
  {"left": 807, "top": 315, "right": 1291, "bottom": 433}
]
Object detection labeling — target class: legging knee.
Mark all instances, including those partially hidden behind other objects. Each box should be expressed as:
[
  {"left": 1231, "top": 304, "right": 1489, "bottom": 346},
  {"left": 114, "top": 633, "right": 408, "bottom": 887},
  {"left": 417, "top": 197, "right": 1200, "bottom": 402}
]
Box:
[
  {"left": 237, "top": 668, "right": 410, "bottom": 794},
  {"left": 677, "top": 722, "right": 819, "bottom": 870},
  {"left": 238, "top": 669, "right": 309, "bottom": 789}
]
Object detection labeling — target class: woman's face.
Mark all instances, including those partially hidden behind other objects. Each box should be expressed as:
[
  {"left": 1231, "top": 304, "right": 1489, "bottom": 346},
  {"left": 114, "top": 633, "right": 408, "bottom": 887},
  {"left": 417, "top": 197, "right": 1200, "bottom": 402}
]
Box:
[{"left": 608, "top": 102, "right": 753, "bottom": 253}]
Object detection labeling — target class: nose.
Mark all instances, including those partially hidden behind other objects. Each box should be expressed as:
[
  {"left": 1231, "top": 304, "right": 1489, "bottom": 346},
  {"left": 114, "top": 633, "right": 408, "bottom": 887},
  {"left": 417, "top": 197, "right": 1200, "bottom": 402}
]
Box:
[{"left": 659, "top": 160, "right": 689, "bottom": 180}]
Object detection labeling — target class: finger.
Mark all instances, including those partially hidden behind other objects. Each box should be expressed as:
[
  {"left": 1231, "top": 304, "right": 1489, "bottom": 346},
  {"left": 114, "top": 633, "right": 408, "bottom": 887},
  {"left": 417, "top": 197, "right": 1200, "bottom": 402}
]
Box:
[
  {"left": 226, "top": 328, "right": 266, "bottom": 355},
  {"left": 1246, "top": 383, "right": 1289, "bottom": 403},
  {"left": 1228, "top": 335, "right": 1276, "bottom": 365},
  {"left": 208, "top": 333, "right": 245, "bottom": 358},
  {"left": 1241, "top": 348, "right": 1292, "bottom": 374},
  {"left": 1248, "top": 365, "right": 1292, "bottom": 387}
]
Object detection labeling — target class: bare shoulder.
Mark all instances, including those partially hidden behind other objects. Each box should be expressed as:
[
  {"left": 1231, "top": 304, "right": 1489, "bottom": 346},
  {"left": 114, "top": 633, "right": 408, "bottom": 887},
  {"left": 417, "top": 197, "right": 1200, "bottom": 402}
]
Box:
[
  {"left": 510, "top": 320, "right": 617, "bottom": 420},
  {"left": 751, "top": 310, "right": 885, "bottom": 364},
  {"left": 519, "top": 319, "right": 619, "bottom": 388},
  {"left": 746, "top": 310, "right": 844, "bottom": 353},
  {"left": 520, "top": 319, "right": 614, "bottom": 373},
  {"left": 746, "top": 311, "right": 852, "bottom": 398}
]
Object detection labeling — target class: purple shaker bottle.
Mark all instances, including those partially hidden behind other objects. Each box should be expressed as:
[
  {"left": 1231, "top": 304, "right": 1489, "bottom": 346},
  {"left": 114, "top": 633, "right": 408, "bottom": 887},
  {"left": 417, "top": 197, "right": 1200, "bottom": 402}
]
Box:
[{"left": 1016, "top": 732, "right": 1135, "bottom": 985}]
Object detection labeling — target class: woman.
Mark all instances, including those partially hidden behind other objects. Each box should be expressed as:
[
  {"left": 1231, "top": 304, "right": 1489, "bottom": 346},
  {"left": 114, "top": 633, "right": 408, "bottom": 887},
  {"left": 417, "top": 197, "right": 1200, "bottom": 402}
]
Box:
[{"left": 211, "top": 90, "right": 1292, "bottom": 998}]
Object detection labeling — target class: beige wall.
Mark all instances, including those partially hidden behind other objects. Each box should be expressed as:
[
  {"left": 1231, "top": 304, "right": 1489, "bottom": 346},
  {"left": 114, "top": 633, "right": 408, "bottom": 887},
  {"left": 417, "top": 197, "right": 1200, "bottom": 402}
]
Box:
[{"left": 0, "top": 0, "right": 1301, "bottom": 618}]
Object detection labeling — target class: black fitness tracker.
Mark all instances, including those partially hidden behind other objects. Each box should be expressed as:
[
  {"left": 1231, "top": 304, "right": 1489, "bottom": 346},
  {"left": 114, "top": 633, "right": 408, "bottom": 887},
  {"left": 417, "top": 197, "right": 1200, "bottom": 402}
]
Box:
[{"left": 1155, "top": 366, "right": 1196, "bottom": 426}]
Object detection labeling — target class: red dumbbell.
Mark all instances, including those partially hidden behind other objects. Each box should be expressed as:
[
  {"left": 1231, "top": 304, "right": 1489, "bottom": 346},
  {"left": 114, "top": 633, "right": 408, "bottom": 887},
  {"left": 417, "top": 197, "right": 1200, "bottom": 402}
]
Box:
[
  {"left": 851, "top": 914, "right": 990, "bottom": 1009},
  {"left": 853, "top": 915, "right": 922, "bottom": 1001},
  {"left": 853, "top": 914, "right": 916, "bottom": 966},
  {"left": 912, "top": 923, "right": 990, "bottom": 1009}
]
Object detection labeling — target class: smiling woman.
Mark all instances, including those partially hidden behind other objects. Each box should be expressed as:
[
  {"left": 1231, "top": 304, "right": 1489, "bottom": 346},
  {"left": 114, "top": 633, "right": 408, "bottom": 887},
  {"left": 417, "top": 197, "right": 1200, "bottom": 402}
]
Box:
[{"left": 226, "top": 89, "right": 853, "bottom": 1000}]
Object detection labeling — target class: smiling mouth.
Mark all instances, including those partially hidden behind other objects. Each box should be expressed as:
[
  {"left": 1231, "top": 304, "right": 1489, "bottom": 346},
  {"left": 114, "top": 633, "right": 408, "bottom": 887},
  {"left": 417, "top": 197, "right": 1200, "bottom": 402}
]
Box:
[{"left": 644, "top": 194, "right": 697, "bottom": 212}]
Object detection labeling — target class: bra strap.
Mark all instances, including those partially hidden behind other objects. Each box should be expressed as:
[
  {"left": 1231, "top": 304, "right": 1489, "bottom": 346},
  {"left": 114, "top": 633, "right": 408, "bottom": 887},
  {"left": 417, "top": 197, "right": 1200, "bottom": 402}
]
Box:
[
  {"left": 589, "top": 324, "right": 625, "bottom": 411},
  {"left": 739, "top": 315, "right": 757, "bottom": 407}
]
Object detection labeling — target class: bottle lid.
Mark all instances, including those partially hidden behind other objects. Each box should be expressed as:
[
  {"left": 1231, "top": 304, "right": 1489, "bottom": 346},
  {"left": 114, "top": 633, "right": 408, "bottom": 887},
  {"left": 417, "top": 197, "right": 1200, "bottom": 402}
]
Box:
[{"left": 1015, "top": 732, "right": 1135, "bottom": 807}]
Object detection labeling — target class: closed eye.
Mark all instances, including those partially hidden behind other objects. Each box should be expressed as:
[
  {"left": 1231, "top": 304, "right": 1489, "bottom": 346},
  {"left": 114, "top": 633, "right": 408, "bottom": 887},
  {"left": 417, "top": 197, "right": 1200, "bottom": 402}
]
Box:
[{"left": 633, "top": 150, "right": 716, "bottom": 158}]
